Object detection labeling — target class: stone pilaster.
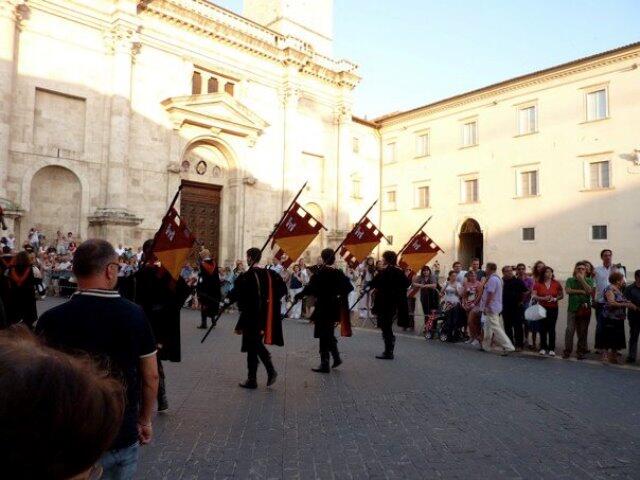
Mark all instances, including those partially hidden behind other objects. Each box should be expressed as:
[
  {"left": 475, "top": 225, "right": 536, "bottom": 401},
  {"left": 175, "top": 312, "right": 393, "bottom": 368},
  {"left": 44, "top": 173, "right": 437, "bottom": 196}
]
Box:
[
  {"left": 280, "top": 78, "right": 301, "bottom": 206},
  {"left": 334, "top": 99, "right": 353, "bottom": 231}
]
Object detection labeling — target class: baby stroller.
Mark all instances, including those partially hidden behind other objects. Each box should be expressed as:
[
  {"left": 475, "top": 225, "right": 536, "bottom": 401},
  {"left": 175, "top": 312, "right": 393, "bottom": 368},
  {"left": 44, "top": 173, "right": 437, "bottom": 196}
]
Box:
[{"left": 424, "top": 302, "right": 463, "bottom": 342}]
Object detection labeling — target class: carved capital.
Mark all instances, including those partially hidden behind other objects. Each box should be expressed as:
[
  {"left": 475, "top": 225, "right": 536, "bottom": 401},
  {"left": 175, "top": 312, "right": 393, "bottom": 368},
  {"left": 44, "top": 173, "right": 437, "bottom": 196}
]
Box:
[
  {"left": 334, "top": 103, "right": 352, "bottom": 124},
  {"left": 280, "top": 83, "right": 301, "bottom": 107},
  {"left": 0, "top": 1, "right": 25, "bottom": 23},
  {"left": 104, "top": 22, "right": 140, "bottom": 56}
]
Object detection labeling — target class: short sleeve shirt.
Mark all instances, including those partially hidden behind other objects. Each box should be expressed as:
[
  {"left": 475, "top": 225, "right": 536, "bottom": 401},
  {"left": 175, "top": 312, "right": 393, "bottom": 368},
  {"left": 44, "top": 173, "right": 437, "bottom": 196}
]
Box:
[
  {"left": 533, "top": 280, "right": 562, "bottom": 309},
  {"left": 566, "top": 277, "right": 594, "bottom": 312},
  {"left": 480, "top": 274, "right": 503, "bottom": 314},
  {"left": 36, "top": 289, "right": 156, "bottom": 450}
]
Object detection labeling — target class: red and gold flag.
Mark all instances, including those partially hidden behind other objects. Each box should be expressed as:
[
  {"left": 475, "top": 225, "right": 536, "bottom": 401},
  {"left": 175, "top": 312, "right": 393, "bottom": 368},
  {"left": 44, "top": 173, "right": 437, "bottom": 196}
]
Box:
[
  {"left": 152, "top": 208, "right": 196, "bottom": 280},
  {"left": 340, "top": 217, "right": 385, "bottom": 268},
  {"left": 271, "top": 202, "right": 324, "bottom": 268},
  {"left": 399, "top": 231, "right": 443, "bottom": 273}
]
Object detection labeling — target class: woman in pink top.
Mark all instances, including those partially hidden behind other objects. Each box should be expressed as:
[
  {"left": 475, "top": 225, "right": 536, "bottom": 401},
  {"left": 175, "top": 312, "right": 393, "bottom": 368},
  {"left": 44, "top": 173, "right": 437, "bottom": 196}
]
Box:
[{"left": 462, "top": 270, "right": 483, "bottom": 345}]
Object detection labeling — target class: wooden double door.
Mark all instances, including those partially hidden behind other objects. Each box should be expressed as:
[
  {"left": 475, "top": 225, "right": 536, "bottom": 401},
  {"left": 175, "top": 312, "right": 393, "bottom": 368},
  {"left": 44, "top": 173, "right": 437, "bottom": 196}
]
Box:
[{"left": 180, "top": 180, "right": 221, "bottom": 261}]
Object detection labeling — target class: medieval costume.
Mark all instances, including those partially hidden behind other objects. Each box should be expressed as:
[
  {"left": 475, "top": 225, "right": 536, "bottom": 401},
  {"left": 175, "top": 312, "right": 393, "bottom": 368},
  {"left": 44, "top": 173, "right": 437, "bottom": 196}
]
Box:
[
  {"left": 135, "top": 262, "right": 191, "bottom": 411},
  {"left": 196, "top": 257, "right": 221, "bottom": 329},
  {"left": 296, "top": 265, "right": 353, "bottom": 372},
  {"left": 5, "top": 262, "right": 38, "bottom": 329},
  {"left": 0, "top": 251, "right": 13, "bottom": 328},
  {"left": 227, "top": 265, "right": 286, "bottom": 389},
  {"left": 369, "top": 265, "right": 411, "bottom": 359}
]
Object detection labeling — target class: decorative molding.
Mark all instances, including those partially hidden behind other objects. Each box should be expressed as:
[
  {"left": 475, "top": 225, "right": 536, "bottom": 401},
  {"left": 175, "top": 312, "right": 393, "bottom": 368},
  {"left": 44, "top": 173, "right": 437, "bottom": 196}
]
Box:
[
  {"left": 88, "top": 208, "right": 143, "bottom": 227},
  {"left": 103, "top": 20, "right": 141, "bottom": 56}
]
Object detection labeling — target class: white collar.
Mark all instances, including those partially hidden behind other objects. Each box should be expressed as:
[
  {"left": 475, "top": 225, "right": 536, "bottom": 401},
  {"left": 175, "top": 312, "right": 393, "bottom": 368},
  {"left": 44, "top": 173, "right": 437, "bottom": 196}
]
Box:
[{"left": 73, "top": 289, "right": 120, "bottom": 298}]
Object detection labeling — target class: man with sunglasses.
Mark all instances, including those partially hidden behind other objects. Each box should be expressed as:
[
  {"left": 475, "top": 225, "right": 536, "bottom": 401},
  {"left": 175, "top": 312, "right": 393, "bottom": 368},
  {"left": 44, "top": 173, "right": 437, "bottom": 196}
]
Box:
[{"left": 37, "top": 239, "right": 159, "bottom": 480}]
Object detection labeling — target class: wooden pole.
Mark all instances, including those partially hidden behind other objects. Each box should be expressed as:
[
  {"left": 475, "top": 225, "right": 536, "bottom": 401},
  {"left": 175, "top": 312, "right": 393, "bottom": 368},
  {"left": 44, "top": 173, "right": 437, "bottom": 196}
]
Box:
[
  {"left": 397, "top": 215, "right": 433, "bottom": 257},
  {"left": 260, "top": 181, "right": 308, "bottom": 254},
  {"left": 332, "top": 199, "right": 378, "bottom": 256}
]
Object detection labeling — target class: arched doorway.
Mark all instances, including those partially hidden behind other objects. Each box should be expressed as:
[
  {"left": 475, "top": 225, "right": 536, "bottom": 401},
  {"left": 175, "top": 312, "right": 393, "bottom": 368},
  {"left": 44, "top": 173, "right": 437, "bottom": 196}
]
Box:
[
  {"left": 29, "top": 166, "right": 81, "bottom": 242},
  {"left": 458, "top": 218, "right": 483, "bottom": 267}
]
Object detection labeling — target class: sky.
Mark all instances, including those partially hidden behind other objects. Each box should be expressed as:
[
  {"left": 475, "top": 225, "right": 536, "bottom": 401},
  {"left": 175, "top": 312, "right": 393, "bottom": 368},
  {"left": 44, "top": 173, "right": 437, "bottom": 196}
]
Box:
[{"left": 215, "top": 0, "right": 640, "bottom": 118}]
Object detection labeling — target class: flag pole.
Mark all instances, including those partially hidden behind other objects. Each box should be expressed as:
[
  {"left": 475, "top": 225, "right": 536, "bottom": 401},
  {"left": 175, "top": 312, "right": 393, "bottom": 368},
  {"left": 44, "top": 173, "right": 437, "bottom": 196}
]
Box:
[
  {"left": 332, "top": 199, "right": 378, "bottom": 257},
  {"left": 397, "top": 215, "right": 433, "bottom": 258},
  {"left": 260, "top": 181, "right": 308, "bottom": 254},
  {"left": 142, "top": 184, "right": 184, "bottom": 266}
]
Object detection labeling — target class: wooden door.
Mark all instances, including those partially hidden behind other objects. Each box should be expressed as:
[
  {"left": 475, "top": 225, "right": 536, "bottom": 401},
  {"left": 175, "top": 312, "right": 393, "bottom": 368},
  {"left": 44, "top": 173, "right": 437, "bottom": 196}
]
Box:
[{"left": 180, "top": 180, "right": 221, "bottom": 261}]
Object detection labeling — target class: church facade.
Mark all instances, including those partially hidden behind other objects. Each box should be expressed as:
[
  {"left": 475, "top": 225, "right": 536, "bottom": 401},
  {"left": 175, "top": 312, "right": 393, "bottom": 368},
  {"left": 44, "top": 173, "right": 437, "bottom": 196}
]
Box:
[{"left": 1, "top": 0, "right": 639, "bottom": 274}]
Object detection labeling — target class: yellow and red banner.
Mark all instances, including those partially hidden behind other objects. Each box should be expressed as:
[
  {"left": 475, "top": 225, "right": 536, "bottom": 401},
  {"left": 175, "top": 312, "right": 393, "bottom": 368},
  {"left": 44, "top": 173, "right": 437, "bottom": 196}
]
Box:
[
  {"left": 340, "top": 217, "right": 385, "bottom": 268},
  {"left": 399, "top": 231, "right": 442, "bottom": 273},
  {"left": 152, "top": 208, "right": 196, "bottom": 280},
  {"left": 272, "top": 202, "right": 324, "bottom": 268}
]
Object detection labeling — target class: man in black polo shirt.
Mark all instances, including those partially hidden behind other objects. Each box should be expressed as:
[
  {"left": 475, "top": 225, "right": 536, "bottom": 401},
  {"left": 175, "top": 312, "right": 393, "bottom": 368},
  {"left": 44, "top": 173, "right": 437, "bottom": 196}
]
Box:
[{"left": 37, "top": 239, "right": 158, "bottom": 480}]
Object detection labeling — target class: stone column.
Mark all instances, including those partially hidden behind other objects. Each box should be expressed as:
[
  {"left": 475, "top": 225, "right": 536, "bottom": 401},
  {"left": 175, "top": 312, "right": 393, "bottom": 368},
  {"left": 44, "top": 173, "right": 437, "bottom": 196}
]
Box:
[
  {"left": 335, "top": 101, "right": 353, "bottom": 232},
  {"left": 280, "top": 80, "right": 300, "bottom": 209},
  {"left": 0, "top": 0, "right": 23, "bottom": 199}
]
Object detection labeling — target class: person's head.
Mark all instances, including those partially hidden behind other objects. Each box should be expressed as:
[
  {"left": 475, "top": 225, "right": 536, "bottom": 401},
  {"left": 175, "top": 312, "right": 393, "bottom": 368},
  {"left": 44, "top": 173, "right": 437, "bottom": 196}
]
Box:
[
  {"left": 466, "top": 269, "right": 477, "bottom": 283},
  {"left": 573, "top": 262, "right": 587, "bottom": 278},
  {"left": 272, "top": 256, "right": 281, "bottom": 266},
  {"left": 470, "top": 258, "right": 481, "bottom": 271},
  {"left": 533, "top": 260, "right": 546, "bottom": 281},
  {"left": 600, "top": 249, "right": 612, "bottom": 266},
  {"left": 297, "top": 258, "right": 305, "bottom": 267},
  {"left": 609, "top": 271, "right": 624, "bottom": 288},
  {"left": 67, "top": 232, "right": 73, "bottom": 238},
  {"left": 502, "top": 265, "right": 514, "bottom": 279},
  {"left": 199, "top": 249, "right": 211, "bottom": 261},
  {"left": 447, "top": 270, "right": 457, "bottom": 282},
  {"left": 634, "top": 269, "right": 640, "bottom": 286},
  {"left": 515, "top": 263, "right": 527, "bottom": 277},
  {"left": 0, "top": 327, "right": 124, "bottom": 480},
  {"left": 382, "top": 250, "right": 397, "bottom": 267},
  {"left": 320, "top": 248, "right": 335, "bottom": 266},
  {"left": 14, "top": 251, "right": 32, "bottom": 270},
  {"left": 246, "top": 247, "right": 262, "bottom": 266},
  {"left": 365, "top": 256, "right": 375, "bottom": 266},
  {"left": 485, "top": 262, "right": 497, "bottom": 274},
  {"left": 421, "top": 265, "right": 432, "bottom": 278},
  {"left": 292, "top": 264, "right": 300, "bottom": 273},
  {"left": 543, "top": 266, "right": 554, "bottom": 281},
  {"left": 452, "top": 261, "right": 462, "bottom": 273},
  {"left": 141, "top": 238, "right": 154, "bottom": 262},
  {"left": 72, "top": 239, "right": 119, "bottom": 290},
  {"left": 582, "top": 260, "right": 594, "bottom": 277}
]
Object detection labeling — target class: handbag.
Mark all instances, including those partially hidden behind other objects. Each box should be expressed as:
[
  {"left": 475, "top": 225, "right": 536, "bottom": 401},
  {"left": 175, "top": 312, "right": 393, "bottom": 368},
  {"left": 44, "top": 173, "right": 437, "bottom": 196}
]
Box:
[
  {"left": 525, "top": 302, "right": 546, "bottom": 321},
  {"left": 576, "top": 303, "right": 591, "bottom": 318}
]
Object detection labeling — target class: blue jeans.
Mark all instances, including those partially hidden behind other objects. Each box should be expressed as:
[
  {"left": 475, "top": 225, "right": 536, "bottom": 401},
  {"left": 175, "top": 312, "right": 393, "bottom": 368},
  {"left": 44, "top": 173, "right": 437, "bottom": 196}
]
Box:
[{"left": 100, "top": 443, "right": 139, "bottom": 480}]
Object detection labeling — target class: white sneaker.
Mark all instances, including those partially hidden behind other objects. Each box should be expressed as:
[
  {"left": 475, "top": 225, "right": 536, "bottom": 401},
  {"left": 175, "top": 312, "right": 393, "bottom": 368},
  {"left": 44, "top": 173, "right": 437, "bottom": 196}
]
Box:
[
  {"left": 471, "top": 340, "right": 480, "bottom": 347},
  {"left": 539, "top": 349, "right": 546, "bottom": 355},
  {"left": 548, "top": 351, "right": 556, "bottom": 357}
]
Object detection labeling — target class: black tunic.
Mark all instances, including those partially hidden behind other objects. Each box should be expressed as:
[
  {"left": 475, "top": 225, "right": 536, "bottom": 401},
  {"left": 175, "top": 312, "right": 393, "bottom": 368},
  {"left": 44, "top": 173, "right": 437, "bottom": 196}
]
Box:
[
  {"left": 135, "top": 264, "right": 191, "bottom": 362},
  {"left": 196, "top": 259, "right": 221, "bottom": 316},
  {"left": 369, "top": 266, "right": 411, "bottom": 322},
  {"left": 227, "top": 266, "right": 287, "bottom": 352},
  {"left": 299, "top": 266, "right": 353, "bottom": 338},
  {"left": 5, "top": 266, "right": 37, "bottom": 327}
]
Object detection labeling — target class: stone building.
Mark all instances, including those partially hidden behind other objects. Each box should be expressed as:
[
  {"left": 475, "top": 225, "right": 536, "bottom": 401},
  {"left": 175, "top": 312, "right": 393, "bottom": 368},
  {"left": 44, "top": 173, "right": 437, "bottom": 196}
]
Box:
[
  {"left": 1, "top": 0, "right": 639, "bottom": 275},
  {"left": 354, "top": 42, "right": 640, "bottom": 276},
  {"left": 0, "top": 0, "right": 378, "bottom": 263}
]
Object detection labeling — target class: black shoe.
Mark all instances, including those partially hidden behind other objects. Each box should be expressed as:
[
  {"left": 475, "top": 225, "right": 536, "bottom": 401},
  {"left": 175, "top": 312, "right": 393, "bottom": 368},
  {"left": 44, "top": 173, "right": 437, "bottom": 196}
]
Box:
[
  {"left": 197, "top": 324, "right": 207, "bottom": 329},
  {"left": 332, "top": 356, "right": 342, "bottom": 368},
  {"left": 312, "top": 364, "right": 331, "bottom": 373},
  {"left": 158, "top": 397, "right": 169, "bottom": 413},
  {"left": 239, "top": 379, "right": 258, "bottom": 389},
  {"left": 626, "top": 357, "right": 636, "bottom": 364},
  {"left": 375, "top": 353, "right": 394, "bottom": 360},
  {"left": 267, "top": 370, "right": 278, "bottom": 386}
]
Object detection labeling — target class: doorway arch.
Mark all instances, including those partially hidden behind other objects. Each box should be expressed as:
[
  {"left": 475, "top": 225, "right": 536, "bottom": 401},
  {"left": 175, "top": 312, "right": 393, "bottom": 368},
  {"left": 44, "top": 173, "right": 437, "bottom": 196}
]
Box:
[
  {"left": 458, "top": 218, "right": 483, "bottom": 267},
  {"left": 28, "top": 166, "right": 82, "bottom": 242}
]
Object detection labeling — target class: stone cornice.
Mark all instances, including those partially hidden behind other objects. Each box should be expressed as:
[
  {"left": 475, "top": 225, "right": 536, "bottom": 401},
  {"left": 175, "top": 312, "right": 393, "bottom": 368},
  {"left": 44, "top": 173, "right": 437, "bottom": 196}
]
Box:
[
  {"left": 376, "top": 44, "right": 640, "bottom": 126},
  {"left": 137, "top": 0, "right": 360, "bottom": 89}
]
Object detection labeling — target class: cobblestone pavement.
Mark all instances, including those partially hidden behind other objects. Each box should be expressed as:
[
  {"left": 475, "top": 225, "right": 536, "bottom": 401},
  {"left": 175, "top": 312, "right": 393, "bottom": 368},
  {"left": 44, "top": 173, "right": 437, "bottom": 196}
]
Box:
[{"left": 37, "top": 300, "right": 640, "bottom": 479}]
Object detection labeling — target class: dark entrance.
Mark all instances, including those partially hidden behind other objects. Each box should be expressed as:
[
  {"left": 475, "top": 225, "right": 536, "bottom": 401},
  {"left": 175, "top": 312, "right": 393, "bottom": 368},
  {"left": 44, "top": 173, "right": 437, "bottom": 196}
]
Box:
[
  {"left": 458, "top": 218, "right": 483, "bottom": 267},
  {"left": 180, "top": 180, "right": 221, "bottom": 261}
]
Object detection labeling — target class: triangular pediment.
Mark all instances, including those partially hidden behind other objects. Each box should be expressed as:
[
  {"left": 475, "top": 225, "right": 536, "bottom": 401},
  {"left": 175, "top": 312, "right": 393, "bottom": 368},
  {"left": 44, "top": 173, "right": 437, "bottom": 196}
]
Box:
[{"left": 162, "top": 93, "right": 269, "bottom": 137}]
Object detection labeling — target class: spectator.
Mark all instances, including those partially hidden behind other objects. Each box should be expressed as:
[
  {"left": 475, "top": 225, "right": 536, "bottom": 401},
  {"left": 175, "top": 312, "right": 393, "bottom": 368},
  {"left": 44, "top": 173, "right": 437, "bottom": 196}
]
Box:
[
  {"left": 624, "top": 270, "right": 640, "bottom": 364},
  {"left": 598, "top": 271, "right": 635, "bottom": 364},
  {"left": 115, "top": 243, "right": 125, "bottom": 257},
  {"left": 453, "top": 261, "right": 465, "bottom": 284},
  {"left": 413, "top": 265, "right": 439, "bottom": 335},
  {"left": 594, "top": 249, "right": 625, "bottom": 353},
  {"left": 532, "top": 260, "right": 546, "bottom": 282},
  {"left": 440, "top": 270, "right": 462, "bottom": 337},
  {"left": 288, "top": 264, "right": 305, "bottom": 319},
  {"left": 469, "top": 257, "right": 485, "bottom": 282},
  {"left": 0, "top": 327, "right": 125, "bottom": 480},
  {"left": 5, "top": 251, "right": 38, "bottom": 329},
  {"left": 501, "top": 265, "right": 528, "bottom": 350},
  {"left": 37, "top": 239, "right": 159, "bottom": 479},
  {"left": 532, "top": 266, "right": 564, "bottom": 356},
  {"left": 563, "top": 262, "right": 594, "bottom": 360},
  {"left": 479, "top": 262, "right": 514, "bottom": 354},
  {"left": 433, "top": 260, "right": 441, "bottom": 283},
  {"left": 462, "top": 270, "right": 482, "bottom": 346},
  {"left": 516, "top": 263, "right": 536, "bottom": 350}
]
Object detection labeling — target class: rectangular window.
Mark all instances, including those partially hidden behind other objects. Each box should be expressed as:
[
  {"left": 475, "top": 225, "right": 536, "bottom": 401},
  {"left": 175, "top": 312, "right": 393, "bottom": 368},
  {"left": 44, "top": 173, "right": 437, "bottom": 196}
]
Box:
[
  {"left": 518, "top": 106, "right": 537, "bottom": 134},
  {"left": 461, "top": 121, "right": 477, "bottom": 147},
  {"left": 352, "top": 137, "right": 360, "bottom": 154},
  {"left": 191, "top": 71, "right": 202, "bottom": 95},
  {"left": 520, "top": 170, "right": 539, "bottom": 196},
  {"left": 224, "top": 82, "right": 235, "bottom": 96},
  {"left": 415, "top": 133, "right": 429, "bottom": 157},
  {"left": 586, "top": 89, "right": 607, "bottom": 121},
  {"left": 207, "top": 77, "right": 219, "bottom": 93},
  {"left": 351, "top": 178, "right": 361, "bottom": 199},
  {"left": 385, "top": 189, "right": 397, "bottom": 210},
  {"left": 463, "top": 179, "right": 479, "bottom": 203},
  {"left": 591, "top": 225, "right": 608, "bottom": 240},
  {"left": 384, "top": 142, "right": 396, "bottom": 163},
  {"left": 415, "top": 186, "right": 429, "bottom": 208},
  {"left": 588, "top": 161, "right": 610, "bottom": 189},
  {"left": 522, "top": 227, "right": 535, "bottom": 242}
]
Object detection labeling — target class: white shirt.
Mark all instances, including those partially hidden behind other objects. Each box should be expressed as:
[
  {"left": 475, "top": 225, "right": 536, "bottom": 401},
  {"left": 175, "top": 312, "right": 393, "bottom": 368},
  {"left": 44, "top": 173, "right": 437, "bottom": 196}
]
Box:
[
  {"left": 115, "top": 247, "right": 125, "bottom": 256},
  {"left": 594, "top": 264, "right": 625, "bottom": 303}
]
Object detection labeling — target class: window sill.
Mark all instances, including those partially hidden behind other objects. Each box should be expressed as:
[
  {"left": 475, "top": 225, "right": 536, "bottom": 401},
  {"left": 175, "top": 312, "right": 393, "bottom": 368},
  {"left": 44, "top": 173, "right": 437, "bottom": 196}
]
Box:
[
  {"left": 459, "top": 144, "right": 478, "bottom": 150},
  {"left": 458, "top": 201, "right": 480, "bottom": 205},
  {"left": 520, "top": 240, "right": 536, "bottom": 244},
  {"left": 412, "top": 206, "right": 431, "bottom": 210},
  {"left": 580, "top": 117, "right": 610, "bottom": 125},
  {"left": 382, "top": 208, "right": 397, "bottom": 212},
  {"left": 514, "top": 131, "right": 539, "bottom": 138},
  {"left": 579, "top": 187, "right": 614, "bottom": 193},
  {"left": 513, "top": 194, "right": 541, "bottom": 199},
  {"left": 414, "top": 154, "right": 430, "bottom": 159}
]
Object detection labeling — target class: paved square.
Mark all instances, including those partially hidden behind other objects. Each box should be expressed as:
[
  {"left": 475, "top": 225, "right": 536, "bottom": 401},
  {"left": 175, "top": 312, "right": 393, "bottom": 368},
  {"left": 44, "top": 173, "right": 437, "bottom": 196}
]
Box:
[{"left": 125, "top": 307, "right": 640, "bottom": 480}]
